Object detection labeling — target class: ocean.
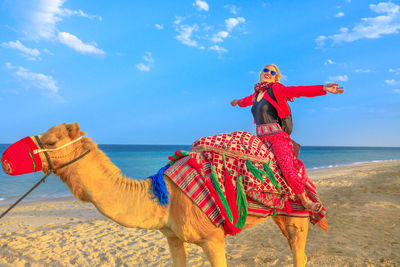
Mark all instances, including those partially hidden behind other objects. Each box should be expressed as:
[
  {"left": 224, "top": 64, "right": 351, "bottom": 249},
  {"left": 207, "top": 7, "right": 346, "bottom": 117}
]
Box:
[{"left": 1, "top": 144, "right": 400, "bottom": 205}]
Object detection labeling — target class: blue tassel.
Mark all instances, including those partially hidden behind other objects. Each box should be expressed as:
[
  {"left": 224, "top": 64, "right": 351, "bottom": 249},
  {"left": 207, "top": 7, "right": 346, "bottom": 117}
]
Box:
[{"left": 149, "top": 164, "right": 170, "bottom": 206}]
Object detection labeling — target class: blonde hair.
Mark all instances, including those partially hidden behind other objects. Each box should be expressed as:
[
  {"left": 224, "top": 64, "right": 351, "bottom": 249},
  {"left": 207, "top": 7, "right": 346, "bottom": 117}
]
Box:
[{"left": 261, "top": 64, "right": 282, "bottom": 83}]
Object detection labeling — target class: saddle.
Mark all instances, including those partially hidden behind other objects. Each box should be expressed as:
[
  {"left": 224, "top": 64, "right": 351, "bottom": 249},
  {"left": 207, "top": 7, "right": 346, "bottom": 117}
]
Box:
[{"left": 165, "top": 131, "right": 297, "bottom": 234}]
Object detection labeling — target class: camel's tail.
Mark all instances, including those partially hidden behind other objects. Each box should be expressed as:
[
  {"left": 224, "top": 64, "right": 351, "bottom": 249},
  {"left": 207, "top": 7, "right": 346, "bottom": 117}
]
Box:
[{"left": 317, "top": 217, "right": 329, "bottom": 232}]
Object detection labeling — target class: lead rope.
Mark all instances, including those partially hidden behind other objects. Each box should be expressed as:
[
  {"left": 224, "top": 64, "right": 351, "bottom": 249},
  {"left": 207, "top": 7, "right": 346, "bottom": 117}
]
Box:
[
  {"left": 0, "top": 137, "right": 91, "bottom": 220},
  {"left": 0, "top": 171, "right": 52, "bottom": 220}
]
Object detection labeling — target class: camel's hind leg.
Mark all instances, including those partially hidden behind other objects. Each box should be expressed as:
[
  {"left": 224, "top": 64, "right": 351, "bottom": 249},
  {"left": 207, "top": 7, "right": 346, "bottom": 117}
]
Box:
[
  {"left": 166, "top": 236, "right": 187, "bottom": 267},
  {"left": 273, "top": 216, "right": 309, "bottom": 267}
]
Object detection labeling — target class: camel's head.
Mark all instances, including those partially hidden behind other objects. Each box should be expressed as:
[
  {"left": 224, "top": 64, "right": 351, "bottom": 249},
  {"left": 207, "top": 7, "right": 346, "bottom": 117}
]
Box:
[{"left": 1, "top": 122, "right": 87, "bottom": 175}]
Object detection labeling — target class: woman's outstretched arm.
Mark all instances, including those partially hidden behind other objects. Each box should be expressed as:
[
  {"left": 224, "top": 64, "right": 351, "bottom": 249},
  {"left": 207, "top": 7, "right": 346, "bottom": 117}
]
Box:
[
  {"left": 231, "top": 92, "right": 256, "bottom": 107},
  {"left": 274, "top": 83, "right": 344, "bottom": 98}
]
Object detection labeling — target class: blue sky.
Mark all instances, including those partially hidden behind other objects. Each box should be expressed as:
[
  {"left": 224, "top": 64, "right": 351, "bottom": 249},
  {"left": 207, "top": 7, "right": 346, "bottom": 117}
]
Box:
[{"left": 0, "top": 0, "right": 399, "bottom": 146}]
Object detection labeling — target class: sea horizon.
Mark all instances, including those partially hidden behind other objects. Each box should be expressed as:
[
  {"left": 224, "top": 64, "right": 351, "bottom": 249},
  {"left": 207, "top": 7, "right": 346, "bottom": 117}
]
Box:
[
  {"left": 1, "top": 144, "right": 400, "bottom": 205},
  {"left": 1, "top": 143, "right": 400, "bottom": 148}
]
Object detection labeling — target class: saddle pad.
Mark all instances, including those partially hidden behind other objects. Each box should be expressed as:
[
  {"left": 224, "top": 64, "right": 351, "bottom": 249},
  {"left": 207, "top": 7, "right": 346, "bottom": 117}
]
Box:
[{"left": 165, "top": 131, "right": 326, "bottom": 229}]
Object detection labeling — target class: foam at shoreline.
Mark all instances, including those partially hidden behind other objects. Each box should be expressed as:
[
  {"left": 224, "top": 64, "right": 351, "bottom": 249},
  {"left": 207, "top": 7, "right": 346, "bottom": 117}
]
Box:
[{"left": 308, "top": 159, "right": 399, "bottom": 170}]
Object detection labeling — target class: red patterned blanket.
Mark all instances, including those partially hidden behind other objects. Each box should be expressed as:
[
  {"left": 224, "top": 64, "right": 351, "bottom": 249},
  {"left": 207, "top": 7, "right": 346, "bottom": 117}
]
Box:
[{"left": 164, "top": 131, "right": 326, "bottom": 235}]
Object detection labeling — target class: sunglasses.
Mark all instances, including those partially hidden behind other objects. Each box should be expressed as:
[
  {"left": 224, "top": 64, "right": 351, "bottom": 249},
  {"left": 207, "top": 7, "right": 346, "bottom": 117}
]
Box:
[{"left": 263, "top": 68, "right": 277, "bottom": 76}]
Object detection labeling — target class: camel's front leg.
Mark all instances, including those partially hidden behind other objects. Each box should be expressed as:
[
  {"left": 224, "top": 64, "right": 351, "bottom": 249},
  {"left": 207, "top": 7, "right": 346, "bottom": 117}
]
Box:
[
  {"left": 166, "top": 236, "right": 187, "bottom": 267},
  {"left": 273, "top": 216, "right": 309, "bottom": 267},
  {"left": 200, "top": 237, "right": 227, "bottom": 267}
]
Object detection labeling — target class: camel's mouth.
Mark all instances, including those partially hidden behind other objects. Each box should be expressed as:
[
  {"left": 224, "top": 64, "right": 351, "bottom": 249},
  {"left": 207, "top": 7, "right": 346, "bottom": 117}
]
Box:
[
  {"left": 1, "top": 136, "right": 43, "bottom": 176},
  {"left": 1, "top": 158, "right": 11, "bottom": 174}
]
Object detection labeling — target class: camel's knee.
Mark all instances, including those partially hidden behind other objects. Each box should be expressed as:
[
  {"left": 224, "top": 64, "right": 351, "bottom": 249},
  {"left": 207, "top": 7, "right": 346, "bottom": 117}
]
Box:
[
  {"left": 287, "top": 222, "right": 307, "bottom": 246},
  {"left": 286, "top": 224, "right": 300, "bottom": 246},
  {"left": 167, "top": 236, "right": 186, "bottom": 257}
]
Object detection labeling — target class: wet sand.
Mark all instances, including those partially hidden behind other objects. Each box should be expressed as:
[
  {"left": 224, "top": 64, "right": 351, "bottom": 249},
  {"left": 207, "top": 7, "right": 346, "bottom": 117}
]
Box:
[{"left": 0, "top": 160, "right": 399, "bottom": 266}]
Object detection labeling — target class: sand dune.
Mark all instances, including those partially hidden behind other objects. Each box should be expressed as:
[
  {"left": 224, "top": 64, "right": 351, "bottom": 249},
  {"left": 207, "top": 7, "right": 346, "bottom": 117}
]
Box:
[{"left": 0, "top": 160, "right": 399, "bottom": 266}]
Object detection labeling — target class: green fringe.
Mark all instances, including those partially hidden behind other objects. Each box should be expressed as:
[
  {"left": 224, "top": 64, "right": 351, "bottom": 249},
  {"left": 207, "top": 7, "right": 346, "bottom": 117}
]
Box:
[
  {"left": 235, "top": 175, "right": 248, "bottom": 229},
  {"left": 263, "top": 162, "right": 281, "bottom": 193},
  {"left": 222, "top": 154, "right": 232, "bottom": 175},
  {"left": 179, "top": 151, "right": 189, "bottom": 156},
  {"left": 246, "top": 159, "right": 265, "bottom": 183},
  {"left": 166, "top": 150, "right": 190, "bottom": 166},
  {"left": 211, "top": 165, "right": 233, "bottom": 223}
]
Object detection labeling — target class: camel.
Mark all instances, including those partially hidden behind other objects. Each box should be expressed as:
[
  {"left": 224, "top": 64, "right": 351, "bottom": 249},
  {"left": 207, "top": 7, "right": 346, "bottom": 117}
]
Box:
[{"left": 17, "top": 122, "right": 317, "bottom": 266}]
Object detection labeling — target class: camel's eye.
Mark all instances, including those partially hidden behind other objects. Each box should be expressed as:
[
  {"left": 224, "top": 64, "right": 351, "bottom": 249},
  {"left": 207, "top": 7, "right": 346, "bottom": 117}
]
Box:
[{"left": 47, "top": 141, "right": 57, "bottom": 147}]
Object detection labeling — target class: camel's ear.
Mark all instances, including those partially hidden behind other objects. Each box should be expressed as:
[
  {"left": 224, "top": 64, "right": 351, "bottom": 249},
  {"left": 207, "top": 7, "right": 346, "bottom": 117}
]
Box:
[{"left": 66, "top": 122, "right": 81, "bottom": 139}]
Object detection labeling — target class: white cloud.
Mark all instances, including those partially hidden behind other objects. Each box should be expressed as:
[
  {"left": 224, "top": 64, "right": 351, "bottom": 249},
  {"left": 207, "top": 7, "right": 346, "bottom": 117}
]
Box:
[
  {"left": 24, "top": 0, "right": 102, "bottom": 39},
  {"left": 335, "top": 12, "right": 344, "bottom": 18},
  {"left": 23, "top": 0, "right": 64, "bottom": 40},
  {"left": 1, "top": 40, "right": 40, "bottom": 58},
  {"left": 143, "top": 52, "right": 154, "bottom": 64},
  {"left": 315, "top": 35, "right": 328, "bottom": 47},
  {"left": 324, "top": 59, "right": 335, "bottom": 65},
  {"left": 155, "top": 24, "right": 164, "bottom": 30},
  {"left": 316, "top": 1, "right": 400, "bottom": 47},
  {"left": 385, "top": 79, "right": 400, "bottom": 85},
  {"left": 355, "top": 69, "right": 372, "bottom": 73},
  {"left": 173, "top": 7, "right": 246, "bottom": 54},
  {"left": 370, "top": 2, "right": 399, "bottom": 14},
  {"left": 176, "top": 24, "right": 199, "bottom": 47},
  {"left": 327, "top": 75, "right": 349, "bottom": 82},
  {"left": 43, "top": 48, "right": 54, "bottom": 56},
  {"left": 225, "top": 17, "right": 245, "bottom": 32},
  {"left": 174, "top": 16, "right": 184, "bottom": 25},
  {"left": 15, "top": 0, "right": 104, "bottom": 55},
  {"left": 57, "top": 32, "right": 105, "bottom": 55},
  {"left": 211, "top": 31, "right": 229, "bottom": 43},
  {"left": 225, "top": 5, "right": 239, "bottom": 14},
  {"left": 136, "top": 52, "right": 154, "bottom": 72},
  {"left": 59, "top": 8, "right": 102, "bottom": 21},
  {"left": 389, "top": 68, "right": 400, "bottom": 74},
  {"left": 136, "top": 63, "right": 150, "bottom": 72},
  {"left": 209, "top": 45, "right": 228, "bottom": 53},
  {"left": 393, "top": 89, "right": 400, "bottom": 94},
  {"left": 193, "top": 1, "right": 209, "bottom": 12},
  {"left": 6, "top": 62, "right": 60, "bottom": 97},
  {"left": 208, "top": 17, "right": 246, "bottom": 45}
]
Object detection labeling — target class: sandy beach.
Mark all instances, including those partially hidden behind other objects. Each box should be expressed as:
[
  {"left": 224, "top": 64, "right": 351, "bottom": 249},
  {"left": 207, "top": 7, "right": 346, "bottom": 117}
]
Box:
[{"left": 0, "top": 160, "right": 399, "bottom": 266}]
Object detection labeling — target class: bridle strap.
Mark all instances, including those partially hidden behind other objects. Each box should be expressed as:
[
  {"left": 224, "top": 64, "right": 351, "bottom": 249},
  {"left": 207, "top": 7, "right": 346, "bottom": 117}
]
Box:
[
  {"left": 33, "top": 136, "right": 84, "bottom": 154},
  {"left": 34, "top": 135, "right": 53, "bottom": 171},
  {"left": 0, "top": 136, "right": 91, "bottom": 220},
  {"left": 53, "top": 150, "right": 91, "bottom": 173}
]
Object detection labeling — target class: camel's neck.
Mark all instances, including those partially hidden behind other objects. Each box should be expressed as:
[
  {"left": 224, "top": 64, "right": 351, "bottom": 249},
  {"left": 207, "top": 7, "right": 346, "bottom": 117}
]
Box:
[{"left": 59, "top": 145, "right": 169, "bottom": 230}]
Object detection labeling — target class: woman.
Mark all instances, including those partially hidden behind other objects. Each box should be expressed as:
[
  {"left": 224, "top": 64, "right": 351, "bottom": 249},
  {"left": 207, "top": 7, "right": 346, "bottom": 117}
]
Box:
[{"left": 231, "top": 64, "right": 344, "bottom": 212}]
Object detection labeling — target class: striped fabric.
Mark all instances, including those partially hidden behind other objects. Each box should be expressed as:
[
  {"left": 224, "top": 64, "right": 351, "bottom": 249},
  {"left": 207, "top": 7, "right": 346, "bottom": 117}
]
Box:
[
  {"left": 165, "top": 156, "right": 225, "bottom": 226},
  {"left": 164, "top": 131, "right": 326, "bottom": 228}
]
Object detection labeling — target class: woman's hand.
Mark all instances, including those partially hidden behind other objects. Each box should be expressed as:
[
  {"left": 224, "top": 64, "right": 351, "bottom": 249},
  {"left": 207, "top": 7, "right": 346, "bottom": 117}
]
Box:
[
  {"left": 324, "top": 83, "right": 344, "bottom": 94},
  {"left": 230, "top": 99, "right": 238, "bottom": 106}
]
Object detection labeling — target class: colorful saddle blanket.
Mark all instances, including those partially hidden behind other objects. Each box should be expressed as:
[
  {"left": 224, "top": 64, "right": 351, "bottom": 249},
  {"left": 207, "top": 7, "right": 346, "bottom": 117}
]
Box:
[{"left": 164, "top": 131, "right": 326, "bottom": 234}]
